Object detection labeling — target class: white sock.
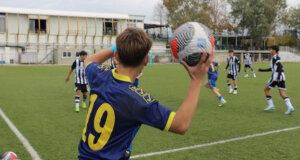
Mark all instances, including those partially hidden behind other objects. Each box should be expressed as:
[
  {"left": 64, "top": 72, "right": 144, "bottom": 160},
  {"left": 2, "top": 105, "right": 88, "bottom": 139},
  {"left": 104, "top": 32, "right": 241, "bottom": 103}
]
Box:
[
  {"left": 252, "top": 70, "right": 255, "bottom": 74},
  {"left": 227, "top": 83, "right": 232, "bottom": 90},
  {"left": 75, "top": 96, "right": 80, "bottom": 108},
  {"left": 266, "top": 96, "right": 274, "bottom": 107},
  {"left": 284, "top": 98, "right": 293, "bottom": 109},
  {"left": 218, "top": 96, "right": 225, "bottom": 102}
]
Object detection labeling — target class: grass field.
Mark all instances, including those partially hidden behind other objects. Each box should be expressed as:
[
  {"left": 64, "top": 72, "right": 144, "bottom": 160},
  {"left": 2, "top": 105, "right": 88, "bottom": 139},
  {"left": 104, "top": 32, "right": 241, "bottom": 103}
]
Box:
[{"left": 0, "top": 63, "right": 299, "bottom": 160}]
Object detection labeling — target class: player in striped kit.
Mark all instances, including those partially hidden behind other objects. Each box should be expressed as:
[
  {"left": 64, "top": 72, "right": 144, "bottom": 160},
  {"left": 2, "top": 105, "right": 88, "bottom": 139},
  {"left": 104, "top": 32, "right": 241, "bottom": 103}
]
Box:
[
  {"left": 110, "top": 57, "right": 118, "bottom": 69},
  {"left": 243, "top": 49, "right": 256, "bottom": 78},
  {"left": 258, "top": 45, "right": 295, "bottom": 115},
  {"left": 65, "top": 51, "right": 89, "bottom": 112},
  {"left": 225, "top": 49, "right": 240, "bottom": 94}
]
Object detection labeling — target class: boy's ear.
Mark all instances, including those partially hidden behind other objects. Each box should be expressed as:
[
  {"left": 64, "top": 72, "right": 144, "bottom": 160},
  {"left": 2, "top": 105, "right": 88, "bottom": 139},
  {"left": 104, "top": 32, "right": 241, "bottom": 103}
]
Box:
[
  {"left": 114, "top": 52, "right": 119, "bottom": 62},
  {"left": 143, "top": 55, "right": 149, "bottom": 66}
]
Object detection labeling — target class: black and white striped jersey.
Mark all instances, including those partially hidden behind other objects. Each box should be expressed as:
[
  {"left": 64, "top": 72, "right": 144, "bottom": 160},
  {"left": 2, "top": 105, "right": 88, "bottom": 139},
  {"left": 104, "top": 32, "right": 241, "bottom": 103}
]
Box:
[
  {"left": 226, "top": 56, "right": 241, "bottom": 75},
  {"left": 110, "top": 58, "right": 117, "bottom": 69},
  {"left": 244, "top": 53, "right": 252, "bottom": 65},
  {"left": 71, "top": 59, "right": 88, "bottom": 84},
  {"left": 259, "top": 54, "right": 285, "bottom": 81}
]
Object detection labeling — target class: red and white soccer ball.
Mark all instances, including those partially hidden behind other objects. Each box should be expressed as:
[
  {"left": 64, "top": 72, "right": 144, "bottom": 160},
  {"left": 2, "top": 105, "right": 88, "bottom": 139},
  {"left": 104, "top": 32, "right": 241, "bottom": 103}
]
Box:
[
  {"left": 0, "top": 151, "right": 19, "bottom": 160},
  {"left": 171, "top": 22, "right": 214, "bottom": 66}
]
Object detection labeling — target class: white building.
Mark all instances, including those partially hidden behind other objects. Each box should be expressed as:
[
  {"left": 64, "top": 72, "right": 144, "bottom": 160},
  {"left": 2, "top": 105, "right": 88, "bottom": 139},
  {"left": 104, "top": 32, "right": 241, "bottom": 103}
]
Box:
[{"left": 0, "top": 7, "right": 144, "bottom": 64}]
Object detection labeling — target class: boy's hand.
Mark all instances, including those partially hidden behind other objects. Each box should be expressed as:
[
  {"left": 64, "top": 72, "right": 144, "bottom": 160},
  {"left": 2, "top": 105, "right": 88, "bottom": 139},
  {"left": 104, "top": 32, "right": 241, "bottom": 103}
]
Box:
[
  {"left": 181, "top": 51, "right": 214, "bottom": 83},
  {"left": 65, "top": 77, "right": 70, "bottom": 83}
]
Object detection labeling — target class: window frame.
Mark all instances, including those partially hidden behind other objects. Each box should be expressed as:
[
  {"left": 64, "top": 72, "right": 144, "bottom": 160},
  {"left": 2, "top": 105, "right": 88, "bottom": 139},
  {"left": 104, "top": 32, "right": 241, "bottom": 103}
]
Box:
[
  {"left": 0, "top": 13, "right": 6, "bottom": 33},
  {"left": 62, "top": 51, "right": 72, "bottom": 58}
]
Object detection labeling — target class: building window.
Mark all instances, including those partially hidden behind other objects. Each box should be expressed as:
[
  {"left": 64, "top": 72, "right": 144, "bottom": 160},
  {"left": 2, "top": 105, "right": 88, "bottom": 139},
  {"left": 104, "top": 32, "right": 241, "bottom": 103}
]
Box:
[
  {"left": 75, "top": 52, "right": 80, "bottom": 57},
  {"left": 103, "top": 19, "right": 118, "bottom": 35},
  {"left": 129, "top": 19, "right": 137, "bottom": 28},
  {"left": 30, "top": 19, "right": 47, "bottom": 33},
  {"left": 0, "top": 13, "right": 5, "bottom": 32},
  {"left": 62, "top": 52, "right": 72, "bottom": 58}
]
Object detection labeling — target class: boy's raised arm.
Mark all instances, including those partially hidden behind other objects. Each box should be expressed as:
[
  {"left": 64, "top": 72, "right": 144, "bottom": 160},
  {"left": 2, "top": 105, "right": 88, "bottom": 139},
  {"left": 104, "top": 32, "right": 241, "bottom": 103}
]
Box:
[
  {"left": 84, "top": 46, "right": 117, "bottom": 68},
  {"left": 169, "top": 51, "right": 214, "bottom": 135}
]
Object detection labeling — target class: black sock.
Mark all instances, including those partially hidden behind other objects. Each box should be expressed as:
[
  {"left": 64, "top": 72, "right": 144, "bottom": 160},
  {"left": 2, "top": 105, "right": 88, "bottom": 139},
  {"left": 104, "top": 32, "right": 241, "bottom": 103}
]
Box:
[{"left": 75, "top": 96, "right": 80, "bottom": 107}]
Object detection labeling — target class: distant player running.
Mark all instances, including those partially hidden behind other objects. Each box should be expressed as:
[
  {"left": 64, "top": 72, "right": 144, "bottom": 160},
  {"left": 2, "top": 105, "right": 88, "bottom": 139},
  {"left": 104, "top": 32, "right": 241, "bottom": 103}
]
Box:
[
  {"left": 65, "top": 51, "right": 89, "bottom": 112},
  {"left": 243, "top": 49, "right": 256, "bottom": 78},
  {"left": 258, "top": 45, "right": 295, "bottom": 115},
  {"left": 78, "top": 28, "right": 214, "bottom": 160},
  {"left": 225, "top": 49, "right": 240, "bottom": 94},
  {"left": 110, "top": 57, "right": 118, "bottom": 69},
  {"left": 205, "top": 61, "right": 226, "bottom": 106}
]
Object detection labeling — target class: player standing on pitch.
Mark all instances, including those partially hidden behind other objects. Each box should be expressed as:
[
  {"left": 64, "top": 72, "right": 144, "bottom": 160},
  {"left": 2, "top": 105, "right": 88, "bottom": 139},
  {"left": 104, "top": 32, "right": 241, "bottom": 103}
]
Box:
[
  {"left": 243, "top": 49, "right": 256, "bottom": 78},
  {"left": 258, "top": 45, "right": 295, "bottom": 115},
  {"left": 65, "top": 51, "right": 89, "bottom": 112},
  {"left": 225, "top": 49, "right": 240, "bottom": 95},
  {"left": 78, "top": 28, "right": 214, "bottom": 159}
]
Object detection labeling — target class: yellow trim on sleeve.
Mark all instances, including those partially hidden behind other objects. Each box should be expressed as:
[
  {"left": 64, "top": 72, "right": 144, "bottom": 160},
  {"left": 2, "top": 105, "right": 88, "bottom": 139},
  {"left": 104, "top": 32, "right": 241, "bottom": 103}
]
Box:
[
  {"left": 210, "top": 63, "right": 215, "bottom": 72},
  {"left": 163, "top": 112, "right": 176, "bottom": 132},
  {"left": 85, "top": 61, "right": 93, "bottom": 69},
  {"left": 111, "top": 68, "right": 132, "bottom": 83}
]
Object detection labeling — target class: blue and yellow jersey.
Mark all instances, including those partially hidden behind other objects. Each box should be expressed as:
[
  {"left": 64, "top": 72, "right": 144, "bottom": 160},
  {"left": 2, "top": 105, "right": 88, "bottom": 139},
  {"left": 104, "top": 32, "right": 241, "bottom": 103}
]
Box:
[
  {"left": 207, "top": 61, "right": 219, "bottom": 80},
  {"left": 78, "top": 62, "right": 176, "bottom": 160}
]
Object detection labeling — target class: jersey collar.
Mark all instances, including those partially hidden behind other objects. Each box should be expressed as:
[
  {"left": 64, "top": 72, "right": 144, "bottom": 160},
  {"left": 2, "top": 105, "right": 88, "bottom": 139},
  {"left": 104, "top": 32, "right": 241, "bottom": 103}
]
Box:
[{"left": 111, "top": 69, "right": 132, "bottom": 83}]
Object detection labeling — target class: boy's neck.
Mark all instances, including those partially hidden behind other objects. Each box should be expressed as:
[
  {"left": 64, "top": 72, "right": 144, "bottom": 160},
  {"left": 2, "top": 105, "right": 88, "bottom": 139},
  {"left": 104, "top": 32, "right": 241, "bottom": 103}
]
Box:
[{"left": 115, "top": 65, "right": 142, "bottom": 83}]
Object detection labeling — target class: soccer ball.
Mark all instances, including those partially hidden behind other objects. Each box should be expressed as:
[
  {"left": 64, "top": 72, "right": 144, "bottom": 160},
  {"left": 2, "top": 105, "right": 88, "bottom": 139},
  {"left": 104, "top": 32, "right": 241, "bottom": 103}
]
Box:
[
  {"left": 0, "top": 151, "right": 19, "bottom": 160},
  {"left": 171, "top": 22, "right": 214, "bottom": 66}
]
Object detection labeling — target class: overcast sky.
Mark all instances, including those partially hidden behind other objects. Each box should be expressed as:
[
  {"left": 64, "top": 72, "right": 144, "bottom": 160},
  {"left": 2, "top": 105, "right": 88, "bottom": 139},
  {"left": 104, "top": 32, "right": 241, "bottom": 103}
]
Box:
[{"left": 0, "top": 0, "right": 299, "bottom": 21}]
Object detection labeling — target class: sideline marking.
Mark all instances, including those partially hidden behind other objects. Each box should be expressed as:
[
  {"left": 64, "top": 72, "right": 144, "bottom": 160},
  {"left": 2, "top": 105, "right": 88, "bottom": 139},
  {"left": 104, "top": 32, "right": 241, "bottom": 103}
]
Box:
[
  {"left": 0, "top": 108, "right": 42, "bottom": 160},
  {"left": 131, "top": 126, "right": 300, "bottom": 159}
]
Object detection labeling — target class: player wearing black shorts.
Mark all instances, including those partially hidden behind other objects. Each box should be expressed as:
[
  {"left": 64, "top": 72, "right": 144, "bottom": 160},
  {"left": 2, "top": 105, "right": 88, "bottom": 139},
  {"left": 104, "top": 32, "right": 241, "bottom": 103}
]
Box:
[
  {"left": 65, "top": 51, "right": 89, "bottom": 112},
  {"left": 243, "top": 49, "right": 256, "bottom": 78},
  {"left": 225, "top": 49, "right": 240, "bottom": 94},
  {"left": 258, "top": 45, "right": 295, "bottom": 115}
]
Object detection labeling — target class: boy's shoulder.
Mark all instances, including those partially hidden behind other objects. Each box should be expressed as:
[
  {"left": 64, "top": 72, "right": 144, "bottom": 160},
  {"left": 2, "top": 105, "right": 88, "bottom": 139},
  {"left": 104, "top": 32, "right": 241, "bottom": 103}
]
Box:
[
  {"left": 272, "top": 54, "right": 281, "bottom": 61},
  {"left": 126, "top": 85, "right": 156, "bottom": 104}
]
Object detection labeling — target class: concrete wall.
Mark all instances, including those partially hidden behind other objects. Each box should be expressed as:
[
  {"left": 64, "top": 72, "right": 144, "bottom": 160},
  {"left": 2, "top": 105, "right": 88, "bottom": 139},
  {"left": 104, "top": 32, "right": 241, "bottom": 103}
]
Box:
[{"left": 0, "top": 12, "right": 144, "bottom": 64}]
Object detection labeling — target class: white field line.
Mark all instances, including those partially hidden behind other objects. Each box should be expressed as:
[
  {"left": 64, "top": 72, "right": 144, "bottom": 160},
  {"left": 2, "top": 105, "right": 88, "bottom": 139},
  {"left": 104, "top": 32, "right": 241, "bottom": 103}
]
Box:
[
  {"left": 131, "top": 126, "right": 300, "bottom": 159},
  {"left": 0, "top": 108, "right": 42, "bottom": 160}
]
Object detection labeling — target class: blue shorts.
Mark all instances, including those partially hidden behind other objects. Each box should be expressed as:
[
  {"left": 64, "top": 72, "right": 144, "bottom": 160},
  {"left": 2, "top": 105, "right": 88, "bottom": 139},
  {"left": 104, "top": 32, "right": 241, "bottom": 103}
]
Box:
[{"left": 208, "top": 79, "right": 216, "bottom": 88}]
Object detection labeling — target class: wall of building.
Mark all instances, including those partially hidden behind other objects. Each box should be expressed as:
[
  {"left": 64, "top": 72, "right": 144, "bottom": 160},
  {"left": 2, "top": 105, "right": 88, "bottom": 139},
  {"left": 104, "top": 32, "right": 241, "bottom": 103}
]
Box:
[{"left": 0, "top": 12, "right": 144, "bottom": 64}]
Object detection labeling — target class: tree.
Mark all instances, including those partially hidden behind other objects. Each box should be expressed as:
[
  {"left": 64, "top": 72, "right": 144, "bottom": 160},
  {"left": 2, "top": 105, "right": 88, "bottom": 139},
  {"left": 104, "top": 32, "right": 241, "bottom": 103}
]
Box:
[
  {"left": 229, "top": 0, "right": 287, "bottom": 47},
  {"left": 282, "top": 5, "right": 300, "bottom": 47},
  {"left": 207, "top": 0, "right": 233, "bottom": 33},
  {"left": 153, "top": 2, "right": 169, "bottom": 25},
  {"left": 162, "top": 0, "right": 212, "bottom": 30},
  {"left": 162, "top": 0, "right": 233, "bottom": 33},
  {"left": 153, "top": 2, "right": 169, "bottom": 34}
]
